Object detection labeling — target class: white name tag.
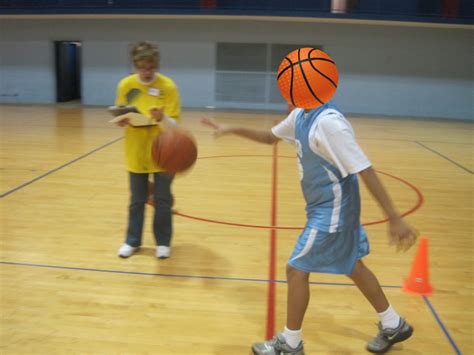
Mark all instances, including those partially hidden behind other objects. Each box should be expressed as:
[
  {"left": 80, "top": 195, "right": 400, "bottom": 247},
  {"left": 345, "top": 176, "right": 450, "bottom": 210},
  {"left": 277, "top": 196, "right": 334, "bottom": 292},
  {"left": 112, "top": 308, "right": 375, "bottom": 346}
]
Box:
[{"left": 148, "top": 88, "right": 160, "bottom": 97}]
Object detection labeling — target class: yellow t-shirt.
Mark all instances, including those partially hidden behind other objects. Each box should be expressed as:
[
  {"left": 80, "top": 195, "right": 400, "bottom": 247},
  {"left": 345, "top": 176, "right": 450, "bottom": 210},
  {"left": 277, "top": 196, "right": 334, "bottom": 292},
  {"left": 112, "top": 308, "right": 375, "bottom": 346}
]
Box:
[{"left": 115, "top": 73, "right": 181, "bottom": 173}]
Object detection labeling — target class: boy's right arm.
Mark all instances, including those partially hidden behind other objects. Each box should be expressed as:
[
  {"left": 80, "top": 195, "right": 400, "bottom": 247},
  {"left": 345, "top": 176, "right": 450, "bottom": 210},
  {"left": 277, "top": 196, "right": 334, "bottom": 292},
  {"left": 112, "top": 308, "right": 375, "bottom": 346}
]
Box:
[{"left": 200, "top": 117, "right": 279, "bottom": 145}]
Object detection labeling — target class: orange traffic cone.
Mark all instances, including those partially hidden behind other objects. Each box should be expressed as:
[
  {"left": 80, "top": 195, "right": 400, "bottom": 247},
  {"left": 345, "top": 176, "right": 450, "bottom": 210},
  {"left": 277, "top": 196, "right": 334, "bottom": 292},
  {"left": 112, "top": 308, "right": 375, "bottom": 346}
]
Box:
[{"left": 402, "top": 236, "right": 433, "bottom": 296}]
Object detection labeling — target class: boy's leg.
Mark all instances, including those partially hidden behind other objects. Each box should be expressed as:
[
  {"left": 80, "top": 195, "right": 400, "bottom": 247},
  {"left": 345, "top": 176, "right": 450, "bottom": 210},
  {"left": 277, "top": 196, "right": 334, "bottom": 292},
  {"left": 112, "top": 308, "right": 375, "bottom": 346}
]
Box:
[
  {"left": 348, "top": 260, "right": 413, "bottom": 353},
  {"left": 286, "top": 264, "right": 310, "bottom": 330},
  {"left": 252, "top": 264, "right": 307, "bottom": 354},
  {"left": 125, "top": 172, "right": 148, "bottom": 247},
  {"left": 347, "top": 260, "right": 389, "bottom": 312}
]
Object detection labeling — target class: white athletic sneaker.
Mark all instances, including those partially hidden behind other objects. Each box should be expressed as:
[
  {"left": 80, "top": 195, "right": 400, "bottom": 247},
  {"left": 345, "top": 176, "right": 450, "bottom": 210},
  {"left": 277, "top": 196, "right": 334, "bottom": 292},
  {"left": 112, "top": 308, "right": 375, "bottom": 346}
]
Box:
[
  {"left": 118, "top": 243, "right": 138, "bottom": 258},
  {"left": 367, "top": 318, "right": 414, "bottom": 353},
  {"left": 156, "top": 246, "right": 171, "bottom": 259}
]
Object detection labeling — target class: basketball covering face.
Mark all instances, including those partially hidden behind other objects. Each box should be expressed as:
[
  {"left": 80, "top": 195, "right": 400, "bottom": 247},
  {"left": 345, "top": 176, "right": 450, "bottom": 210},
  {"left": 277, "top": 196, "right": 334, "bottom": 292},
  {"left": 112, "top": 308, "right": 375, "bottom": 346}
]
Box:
[{"left": 277, "top": 47, "right": 339, "bottom": 109}]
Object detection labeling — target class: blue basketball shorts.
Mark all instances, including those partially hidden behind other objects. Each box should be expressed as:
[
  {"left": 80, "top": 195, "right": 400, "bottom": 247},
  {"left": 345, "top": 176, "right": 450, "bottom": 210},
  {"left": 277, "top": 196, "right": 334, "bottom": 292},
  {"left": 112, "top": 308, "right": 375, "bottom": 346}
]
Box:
[{"left": 288, "top": 224, "right": 370, "bottom": 275}]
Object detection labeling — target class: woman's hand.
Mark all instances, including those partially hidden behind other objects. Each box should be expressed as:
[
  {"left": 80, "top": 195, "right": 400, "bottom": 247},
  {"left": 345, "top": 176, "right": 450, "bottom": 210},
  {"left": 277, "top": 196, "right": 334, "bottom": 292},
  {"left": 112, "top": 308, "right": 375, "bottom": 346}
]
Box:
[
  {"left": 116, "top": 118, "right": 129, "bottom": 127},
  {"left": 150, "top": 107, "right": 164, "bottom": 122}
]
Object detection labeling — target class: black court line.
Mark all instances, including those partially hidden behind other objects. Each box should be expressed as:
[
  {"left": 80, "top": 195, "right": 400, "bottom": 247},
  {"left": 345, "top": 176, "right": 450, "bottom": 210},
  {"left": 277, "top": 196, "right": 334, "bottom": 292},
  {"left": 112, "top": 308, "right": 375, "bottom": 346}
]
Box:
[
  {"left": 0, "top": 136, "right": 124, "bottom": 198},
  {"left": 416, "top": 141, "right": 473, "bottom": 174}
]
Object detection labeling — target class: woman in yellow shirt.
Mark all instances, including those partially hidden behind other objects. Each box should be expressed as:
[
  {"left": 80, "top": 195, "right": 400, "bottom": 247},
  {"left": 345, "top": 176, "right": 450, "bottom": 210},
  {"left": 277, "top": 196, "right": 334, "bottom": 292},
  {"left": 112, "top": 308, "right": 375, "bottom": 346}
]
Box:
[{"left": 115, "top": 41, "right": 181, "bottom": 259}]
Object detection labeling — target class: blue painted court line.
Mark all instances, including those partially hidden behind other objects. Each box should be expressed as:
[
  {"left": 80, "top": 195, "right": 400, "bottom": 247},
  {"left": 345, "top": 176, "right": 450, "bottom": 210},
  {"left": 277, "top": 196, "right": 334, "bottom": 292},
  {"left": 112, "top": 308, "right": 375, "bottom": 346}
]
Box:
[
  {"left": 0, "top": 260, "right": 400, "bottom": 289},
  {"left": 423, "top": 296, "right": 462, "bottom": 355},
  {"left": 416, "top": 141, "right": 472, "bottom": 174},
  {"left": 0, "top": 136, "right": 124, "bottom": 198}
]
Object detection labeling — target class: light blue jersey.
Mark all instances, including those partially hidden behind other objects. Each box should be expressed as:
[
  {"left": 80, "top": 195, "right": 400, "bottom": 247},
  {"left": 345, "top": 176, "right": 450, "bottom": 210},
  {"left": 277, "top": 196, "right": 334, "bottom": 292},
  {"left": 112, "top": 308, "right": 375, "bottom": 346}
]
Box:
[
  {"left": 295, "top": 103, "right": 361, "bottom": 233},
  {"left": 274, "top": 102, "right": 370, "bottom": 274}
]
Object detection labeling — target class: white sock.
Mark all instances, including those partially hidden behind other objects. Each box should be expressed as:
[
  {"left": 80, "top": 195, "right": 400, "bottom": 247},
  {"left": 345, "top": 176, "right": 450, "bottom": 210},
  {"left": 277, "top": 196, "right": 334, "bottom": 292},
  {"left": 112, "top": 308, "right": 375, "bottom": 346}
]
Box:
[
  {"left": 282, "top": 326, "right": 302, "bottom": 349},
  {"left": 378, "top": 304, "right": 401, "bottom": 330}
]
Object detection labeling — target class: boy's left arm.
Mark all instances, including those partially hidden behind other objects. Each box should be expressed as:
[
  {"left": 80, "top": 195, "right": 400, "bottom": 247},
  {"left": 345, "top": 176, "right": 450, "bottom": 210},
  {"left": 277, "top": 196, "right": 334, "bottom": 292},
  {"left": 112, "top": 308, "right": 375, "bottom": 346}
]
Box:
[{"left": 358, "top": 166, "right": 418, "bottom": 251}]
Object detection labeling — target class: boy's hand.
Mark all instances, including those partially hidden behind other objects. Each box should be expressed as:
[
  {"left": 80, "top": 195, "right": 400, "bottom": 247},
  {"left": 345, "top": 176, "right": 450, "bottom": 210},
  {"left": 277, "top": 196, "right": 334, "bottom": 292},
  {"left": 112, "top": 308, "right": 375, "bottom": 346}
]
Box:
[
  {"left": 116, "top": 118, "right": 129, "bottom": 127},
  {"left": 200, "top": 117, "right": 228, "bottom": 137},
  {"left": 388, "top": 217, "right": 419, "bottom": 252},
  {"left": 150, "top": 107, "right": 164, "bottom": 122}
]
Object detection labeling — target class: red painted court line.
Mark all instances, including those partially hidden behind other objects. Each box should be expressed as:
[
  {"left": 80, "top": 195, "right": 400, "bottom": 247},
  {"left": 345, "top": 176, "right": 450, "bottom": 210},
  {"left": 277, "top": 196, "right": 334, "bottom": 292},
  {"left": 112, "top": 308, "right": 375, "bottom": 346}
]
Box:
[
  {"left": 175, "top": 155, "right": 424, "bottom": 230},
  {"left": 364, "top": 170, "right": 424, "bottom": 225},
  {"left": 266, "top": 142, "right": 278, "bottom": 340}
]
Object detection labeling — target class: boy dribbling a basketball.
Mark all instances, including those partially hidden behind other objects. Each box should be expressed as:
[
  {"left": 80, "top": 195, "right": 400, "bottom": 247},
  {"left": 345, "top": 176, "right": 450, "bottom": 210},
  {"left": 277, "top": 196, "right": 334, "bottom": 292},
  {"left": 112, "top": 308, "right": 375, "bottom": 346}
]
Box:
[
  {"left": 115, "top": 41, "right": 181, "bottom": 259},
  {"left": 201, "top": 101, "right": 418, "bottom": 353}
]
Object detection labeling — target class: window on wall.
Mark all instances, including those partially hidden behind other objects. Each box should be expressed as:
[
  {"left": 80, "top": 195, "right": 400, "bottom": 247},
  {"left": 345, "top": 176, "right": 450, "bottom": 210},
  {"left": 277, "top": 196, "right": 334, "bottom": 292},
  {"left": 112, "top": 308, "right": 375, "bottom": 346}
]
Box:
[{"left": 215, "top": 43, "right": 322, "bottom": 108}]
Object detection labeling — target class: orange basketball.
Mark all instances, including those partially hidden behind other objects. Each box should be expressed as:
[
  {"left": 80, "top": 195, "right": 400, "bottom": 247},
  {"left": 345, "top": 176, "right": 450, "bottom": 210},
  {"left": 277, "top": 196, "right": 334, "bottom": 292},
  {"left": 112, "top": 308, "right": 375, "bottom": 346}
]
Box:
[
  {"left": 151, "top": 127, "right": 198, "bottom": 173},
  {"left": 277, "top": 48, "right": 339, "bottom": 109}
]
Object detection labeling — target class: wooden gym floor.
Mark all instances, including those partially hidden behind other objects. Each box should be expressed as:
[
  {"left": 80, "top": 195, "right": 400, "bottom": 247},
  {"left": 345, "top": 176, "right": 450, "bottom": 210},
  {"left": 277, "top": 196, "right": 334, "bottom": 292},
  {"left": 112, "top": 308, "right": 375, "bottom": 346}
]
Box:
[{"left": 0, "top": 104, "right": 472, "bottom": 354}]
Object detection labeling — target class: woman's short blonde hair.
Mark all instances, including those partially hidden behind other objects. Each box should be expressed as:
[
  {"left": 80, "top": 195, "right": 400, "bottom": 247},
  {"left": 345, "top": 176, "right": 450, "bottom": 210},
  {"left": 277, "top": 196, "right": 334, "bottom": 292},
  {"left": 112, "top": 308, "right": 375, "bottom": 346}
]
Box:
[{"left": 131, "top": 41, "right": 160, "bottom": 65}]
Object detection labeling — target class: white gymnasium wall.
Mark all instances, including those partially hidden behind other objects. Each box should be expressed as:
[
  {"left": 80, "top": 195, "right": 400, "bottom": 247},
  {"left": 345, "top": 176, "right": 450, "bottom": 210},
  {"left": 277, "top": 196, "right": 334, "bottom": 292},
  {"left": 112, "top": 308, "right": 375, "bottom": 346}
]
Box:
[
  {"left": 0, "top": 18, "right": 472, "bottom": 120},
  {"left": 0, "top": 39, "right": 56, "bottom": 103}
]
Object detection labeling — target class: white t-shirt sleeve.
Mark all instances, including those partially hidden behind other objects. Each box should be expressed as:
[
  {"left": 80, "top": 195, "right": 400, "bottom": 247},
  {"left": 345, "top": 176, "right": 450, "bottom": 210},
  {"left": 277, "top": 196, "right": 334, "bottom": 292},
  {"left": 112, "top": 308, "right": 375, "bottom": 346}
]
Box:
[
  {"left": 271, "top": 108, "right": 302, "bottom": 144},
  {"left": 311, "top": 111, "right": 371, "bottom": 177}
]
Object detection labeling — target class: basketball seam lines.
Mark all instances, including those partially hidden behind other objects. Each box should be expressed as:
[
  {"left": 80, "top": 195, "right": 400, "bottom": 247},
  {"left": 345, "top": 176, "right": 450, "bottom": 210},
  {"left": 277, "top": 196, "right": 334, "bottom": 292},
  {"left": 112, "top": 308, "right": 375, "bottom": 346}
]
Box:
[
  {"left": 298, "top": 48, "right": 324, "bottom": 106},
  {"left": 277, "top": 58, "right": 335, "bottom": 79},
  {"left": 308, "top": 60, "right": 338, "bottom": 89},
  {"left": 308, "top": 48, "right": 338, "bottom": 89},
  {"left": 286, "top": 57, "right": 296, "bottom": 107}
]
